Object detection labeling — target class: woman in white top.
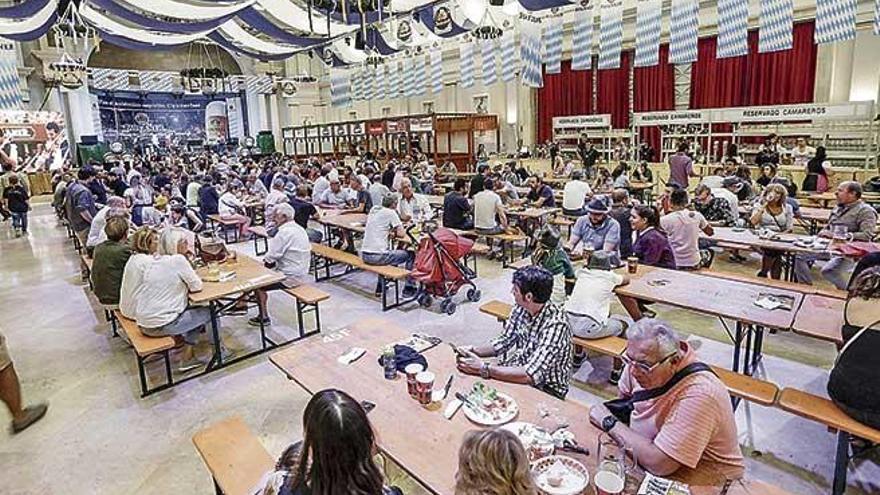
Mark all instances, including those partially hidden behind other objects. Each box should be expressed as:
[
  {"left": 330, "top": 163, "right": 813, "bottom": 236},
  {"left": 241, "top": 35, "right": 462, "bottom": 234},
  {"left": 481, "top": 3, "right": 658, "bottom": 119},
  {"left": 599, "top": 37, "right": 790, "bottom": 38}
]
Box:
[
  {"left": 750, "top": 184, "right": 794, "bottom": 280},
  {"left": 123, "top": 174, "right": 154, "bottom": 226},
  {"left": 218, "top": 180, "right": 252, "bottom": 239}
]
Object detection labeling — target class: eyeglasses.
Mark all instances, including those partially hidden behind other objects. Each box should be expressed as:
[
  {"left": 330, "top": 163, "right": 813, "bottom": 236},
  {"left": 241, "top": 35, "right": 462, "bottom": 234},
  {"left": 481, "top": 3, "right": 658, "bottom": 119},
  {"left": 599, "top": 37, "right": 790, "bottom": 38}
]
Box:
[{"left": 620, "top": 348, "right": 677, "bottom": 373}]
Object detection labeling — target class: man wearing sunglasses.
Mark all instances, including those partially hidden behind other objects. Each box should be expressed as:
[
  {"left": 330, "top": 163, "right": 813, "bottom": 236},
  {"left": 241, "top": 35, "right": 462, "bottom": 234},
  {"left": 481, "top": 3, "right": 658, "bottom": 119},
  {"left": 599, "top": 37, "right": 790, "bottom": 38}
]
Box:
[{"left": 588, "top": 319, "right": 744, "bottom": 485}]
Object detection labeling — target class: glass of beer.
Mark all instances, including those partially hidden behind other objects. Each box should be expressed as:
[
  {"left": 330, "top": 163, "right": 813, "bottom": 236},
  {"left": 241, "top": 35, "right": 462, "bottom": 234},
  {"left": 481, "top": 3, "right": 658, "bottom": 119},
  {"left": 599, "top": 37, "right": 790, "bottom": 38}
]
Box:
[
  {"left": 626, "top": 256, "right": 638, "bottom": 274},
  {"left": 595, "top": 433, "right": 633, "bottom": 495}
]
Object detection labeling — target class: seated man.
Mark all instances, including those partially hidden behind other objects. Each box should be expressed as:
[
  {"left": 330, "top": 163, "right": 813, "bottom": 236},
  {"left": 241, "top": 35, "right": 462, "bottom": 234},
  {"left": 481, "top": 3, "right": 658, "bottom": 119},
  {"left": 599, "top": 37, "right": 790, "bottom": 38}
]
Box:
[
  {"left": 397, "top": 178, "right": 431, "bottom": 223},
  {"left": 290, "top": 185, "right": 323, "bottom": 243},
  {"left": 263, "top": 178, "right": 289, "bottom": 233},
  {"left": 794, "top": 181, "right": 877, "bottom": 289},
  {"left": 91, "top": 216, "right": 132, "bottom": 308},
  {"left": 566, "top": 198, "right": 621, "bottom": 265},
  {"left": 456, "top": 266, "right": 572, "bottom": 399},
  {"left": 523, "top": 175, "right": 556, "bottom": 208},
  {"left": 250, "top": 204, "right": 312, "bottom": 327},
  {"left": 317, "top": 178, "right": 348, "bottom": 209},
  {"left": 345, "top": 175, "right": 373, "bottom": 214},
  {"left": 85, "top": 196, "right": 127, "bottom": 257},
  {"left": 561, "top": 170, "right": 593, "bottom": 217},
  {"left": 360, "top": 193, "right": 416, "bottom": 297},
  {"left": 693, "top": 184, "right": 734, "bottom": 226},
  {"left": 442, "top": 178, "right": 473, "bottom": 231},
  {"left": 473, "top": 179, "right": 510, "bottom": 259},
  {"left": 589, "top": 319, "right": 745, "bottom": 486},
  {"left": 660, "top": 189, "right": 713, "bottom": 270}
]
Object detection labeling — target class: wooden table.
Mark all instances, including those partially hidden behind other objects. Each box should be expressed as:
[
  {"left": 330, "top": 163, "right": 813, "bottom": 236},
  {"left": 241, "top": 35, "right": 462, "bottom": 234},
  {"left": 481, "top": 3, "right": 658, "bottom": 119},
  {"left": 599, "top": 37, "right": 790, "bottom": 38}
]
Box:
[
  {"left": 708, "top": 227, "right": 830, "bottom": 281},
  {"left": 616, "top": 266, "right": 804, "bottom": 375},
  {"left": 792, "top": 294, "right": 844, "bottom": 345},
  {"left": 191, "top": 254, "right": 286, "bottom": 370},
  {"left": 269, "top": 318, "right": 789, "bottom": 495}
]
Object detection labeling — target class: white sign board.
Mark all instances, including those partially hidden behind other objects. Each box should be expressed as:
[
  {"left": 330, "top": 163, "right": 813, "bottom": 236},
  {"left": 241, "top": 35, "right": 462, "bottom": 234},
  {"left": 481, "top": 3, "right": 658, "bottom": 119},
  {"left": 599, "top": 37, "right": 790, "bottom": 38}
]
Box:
[
  {"left": 552, "top": 114, "right": 611, "bottom": 129},
  {"left": 710, "top": 102, "right": 875, "bottom": 123},
  {"left": 633, "top": 110, "right": 712, "bottom": 126},
  {"left": 409, "top": 117, "right": 433, "bottom": 132}
]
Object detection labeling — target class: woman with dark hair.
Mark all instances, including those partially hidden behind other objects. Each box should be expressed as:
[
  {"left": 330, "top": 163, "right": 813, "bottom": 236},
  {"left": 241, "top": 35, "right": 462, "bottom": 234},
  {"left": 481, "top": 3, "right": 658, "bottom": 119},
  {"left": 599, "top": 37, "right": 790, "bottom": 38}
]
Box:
[
  {"left": 802, "top": 146, "right": 833, "bottom": 193},
  {"left": 630, "top": 205, "right": 676, "bottom": 270},
  {"left": 827, "top": 267, "right": 880, "bottom": 430},
  {"left": 254, "top": 389, "right": 402, "bottom": 495},
  {"left": 611, "top": 162, "right": 630, "bottom": 189}
]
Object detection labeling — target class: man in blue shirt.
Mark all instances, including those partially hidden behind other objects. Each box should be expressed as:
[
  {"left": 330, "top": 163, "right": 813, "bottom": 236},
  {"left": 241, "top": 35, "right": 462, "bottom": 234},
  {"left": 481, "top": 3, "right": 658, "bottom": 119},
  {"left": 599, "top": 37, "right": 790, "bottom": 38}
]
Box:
[
  {"left": 525, "top": 175, "right": 556, "bottom": 208},
  {"left": 565, "top": 197, "right": 621, "bottom": 265}
]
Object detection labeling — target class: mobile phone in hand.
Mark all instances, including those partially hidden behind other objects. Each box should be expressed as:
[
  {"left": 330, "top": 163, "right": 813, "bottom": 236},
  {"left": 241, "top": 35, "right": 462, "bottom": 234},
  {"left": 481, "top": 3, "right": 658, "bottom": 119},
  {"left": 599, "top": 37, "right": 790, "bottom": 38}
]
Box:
[
  {"left": 360, "top": 400, "right": 376, "bottom": 414},
  {"left": 447, "top": 342, "right": 470, "bottom": 359}
]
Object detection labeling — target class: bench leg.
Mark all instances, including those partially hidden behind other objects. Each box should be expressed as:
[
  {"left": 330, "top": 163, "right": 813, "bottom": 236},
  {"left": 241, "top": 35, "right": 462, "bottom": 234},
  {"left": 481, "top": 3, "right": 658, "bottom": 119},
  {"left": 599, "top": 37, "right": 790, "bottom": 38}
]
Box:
[
  {"left": 163, "top": 349, "right": 173, "bottom": 389},
  {"left": 732, "top": 322, "right": 744, "bottom": 375},
  {"left": 832, "top": 431, "right": 850, "bottom": 495},
  {"left": 106, "top": 310, "right": 119, "bottom": 338},
  {"left": 137, "top": 354, "right": 149, "bottom": 398}
]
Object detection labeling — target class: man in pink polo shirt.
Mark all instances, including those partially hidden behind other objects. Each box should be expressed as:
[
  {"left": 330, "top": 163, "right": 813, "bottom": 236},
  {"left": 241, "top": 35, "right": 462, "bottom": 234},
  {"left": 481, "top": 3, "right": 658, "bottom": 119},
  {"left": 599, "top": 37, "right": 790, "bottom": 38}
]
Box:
[{"left": 589, "top": 319, "right": 744, "bottom": 486}]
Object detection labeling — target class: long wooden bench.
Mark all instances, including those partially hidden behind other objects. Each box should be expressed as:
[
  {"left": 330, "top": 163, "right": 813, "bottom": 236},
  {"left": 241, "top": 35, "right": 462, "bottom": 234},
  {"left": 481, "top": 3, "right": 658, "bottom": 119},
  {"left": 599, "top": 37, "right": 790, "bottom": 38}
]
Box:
[
  {"left": 192, "top": 416, "right": 274, "bottom": 495},
  {"left": 208, "top": 214, "right": 247, "bottom": 244},
  {"left": 310, "top": 243, "right": 416, "bottom": 311},
  {"left": 81, "top": 254, "right": 94, "bottom": 290},
  {"left": 114, "top": 311, "right": 176, "bottom": 397},
  {"left": 479, "top": 300, "right": 780, "bottom": 407},
  {"left": 777, "top": 388, "right": 880, "bottom": 495},
  {"left": 248, "top": 226, "right": 269, "bottom": 256},
  {"left": 283, "top": 285, "right": 330, "bottom": 337},
  {"left": 452, "top": 228, "right": 530, "bottom": 266}
]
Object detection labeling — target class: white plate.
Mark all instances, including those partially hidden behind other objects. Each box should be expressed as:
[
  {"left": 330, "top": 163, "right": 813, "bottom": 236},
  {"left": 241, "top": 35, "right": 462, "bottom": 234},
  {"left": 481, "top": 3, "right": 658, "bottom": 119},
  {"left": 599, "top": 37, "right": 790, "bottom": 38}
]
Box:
[
  {"left": 501, "top": 422, "right": 555, "bottom": 461},
  {"left": 531, "top": 455, "right": 590, "bottom": 495},
  {"left": 462, "top": 391, "right": 519, "bottom": 426}
]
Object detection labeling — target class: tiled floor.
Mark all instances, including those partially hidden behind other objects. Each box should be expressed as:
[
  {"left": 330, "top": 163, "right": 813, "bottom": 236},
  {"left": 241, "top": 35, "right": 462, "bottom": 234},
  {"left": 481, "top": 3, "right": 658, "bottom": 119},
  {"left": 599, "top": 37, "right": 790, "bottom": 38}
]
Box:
[{"left": 1, "top": 201, "right": 878, "bottom": 494}]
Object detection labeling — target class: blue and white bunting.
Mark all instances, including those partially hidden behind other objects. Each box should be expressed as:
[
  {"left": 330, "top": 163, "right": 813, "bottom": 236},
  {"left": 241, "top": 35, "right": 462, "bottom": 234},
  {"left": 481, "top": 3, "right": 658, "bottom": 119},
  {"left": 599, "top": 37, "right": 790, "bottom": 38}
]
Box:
[
  {"left": 388, "top": 61, "right": 401, "bottom": 99},
  {"left": 759, "top": 0, "right": 793, "bottom": 53},
  {"left": 542, "top": 20, "right": 563, "bottom": 74},
  {"left": 598, "top": 4, "right": 623, "bottom": 70},
  {"left": 373, "top": 66, "right": 385, "bottom": 100},
  {"left": 460, "top": 42, "right": 475, "bottom": 88},
  {"left": 414, "top": 55, "right": 427, "bottom": 95},
  {"left": 571, "top": 8, "right": 594, "bottom": 71},
  {"left": 670, "top": 0, "right": 699, "bottom": 64},
  {"left": 717, "top": 0, "right": 749, "bottom": 58},
  {"left": 501, "top": 32, "right": 518, "bottom": 82},
  {"left": 402, "top": 57, "right": 415, "bottom": 96},
  {"left": 430, "top": 50, "right": 443, "bottom": 93},
  {"left": 481, "top": 39, "right": 498, "bottom": 85},
  {"left": 351, "top": 68, "right": 363, "bottom": 101},
  {"left": 875, "top": 0, "right": 880, "bottom": 36},
  {"left": 361, "top": 67, "right": 374, "bottom": 100},
  {"left": 520, "top": 16, "right": 543, "bottom": 87},
  {"left": 0, "top": 44, "right": 22, "bottom": 110},
  {"left": 634, "top": 0, "right": 662, "bottom": 68},
  {"left": 816, "top": 0, "right": 857, "bottom": 44},
  {"left": 330, "top": 69, "right": 351, "bottom": 108}
]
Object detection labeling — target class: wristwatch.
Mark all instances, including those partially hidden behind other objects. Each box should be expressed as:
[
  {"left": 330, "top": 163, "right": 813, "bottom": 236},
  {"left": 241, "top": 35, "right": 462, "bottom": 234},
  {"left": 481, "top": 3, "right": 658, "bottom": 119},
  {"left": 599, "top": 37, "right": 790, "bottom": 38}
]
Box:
[
  {"left": 479, "top": 362, "right": 491, "bottom": 379},
  {"left": 601, "top": 415, "right": 618, "bottom": 433}
]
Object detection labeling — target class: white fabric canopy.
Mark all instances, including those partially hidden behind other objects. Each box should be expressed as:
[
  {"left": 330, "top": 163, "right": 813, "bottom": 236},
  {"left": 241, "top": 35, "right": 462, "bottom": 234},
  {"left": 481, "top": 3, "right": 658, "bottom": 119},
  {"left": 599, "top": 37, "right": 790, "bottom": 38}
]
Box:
[
  {"left": 119, "top": 0, "right": 255, "bottom": 21},
  {"left": 255, "top": 0, "right": 355, "bottom": 36},
  {"left": 331, "top": 39, "right": 366, "bottom": 63},
  {"left": 0, "top": 0, "right": 57, "bottom": 35},
  {"left": 218, "top": 21, "right": 297, "bottom": 55},
  {"left": 81, "top": 3, "right": 210, "bottom": 45}
]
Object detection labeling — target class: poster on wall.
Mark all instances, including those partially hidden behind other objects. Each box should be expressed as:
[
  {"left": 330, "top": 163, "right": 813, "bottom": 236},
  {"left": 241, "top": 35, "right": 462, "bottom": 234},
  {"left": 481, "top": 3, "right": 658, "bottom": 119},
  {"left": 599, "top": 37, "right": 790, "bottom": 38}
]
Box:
[
  {"left": 0, "top": 110, "right": 68, "bottom": 171},
  {"left": 96, "top": 92, "right": 232, "bottom": 149}
]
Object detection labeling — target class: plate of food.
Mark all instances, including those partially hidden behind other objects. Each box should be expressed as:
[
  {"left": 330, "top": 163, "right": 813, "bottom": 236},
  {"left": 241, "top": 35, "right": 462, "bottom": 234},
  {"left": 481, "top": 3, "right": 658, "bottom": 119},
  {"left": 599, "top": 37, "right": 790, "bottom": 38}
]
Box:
[
  {"left": 531, "top": 455, "right": 589, "bottom": 495},
  {"left": 462, "top": 382, "right": 519, "bottom": 426},
  {"left": 501, "top": 422, "right": 555, "bottom": 461}
]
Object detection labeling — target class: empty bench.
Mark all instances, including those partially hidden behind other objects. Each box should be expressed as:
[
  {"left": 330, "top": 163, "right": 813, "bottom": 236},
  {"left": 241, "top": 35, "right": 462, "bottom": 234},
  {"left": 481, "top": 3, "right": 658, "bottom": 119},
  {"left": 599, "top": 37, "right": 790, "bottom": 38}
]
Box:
[
  {"left": 208, "top": 215, "right": 247, "bottom": 244},
  {"left": 248, "top": 226, "right": 269, "bottom": 256},
  {"left": 310, "top": 243, "right": 415, "bottom": 311},
  {"left": 192, "top": 416, "right": 274, "bottom": 495},
  {"left": 283, "top": 285, "right": 330, "bottom": 337},
  {"left": 479, "top": 300, "right": 780, "bottom": 408},
  {"left": 114, "top": 311, "right": 176, "bottom": 397}
]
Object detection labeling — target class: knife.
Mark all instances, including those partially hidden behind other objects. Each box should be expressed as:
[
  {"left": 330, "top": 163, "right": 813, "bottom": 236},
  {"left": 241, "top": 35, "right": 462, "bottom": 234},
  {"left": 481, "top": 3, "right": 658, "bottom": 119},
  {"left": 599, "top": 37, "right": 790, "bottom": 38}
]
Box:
[
  {"left": 455, "top": 392, "right": 479, "bottom": 410},
  {"left": 441, "top": 375, "right": 454, "bottom": 398},
  {"left": 432, "top": 376, "right": 454, "bottom": 402}
]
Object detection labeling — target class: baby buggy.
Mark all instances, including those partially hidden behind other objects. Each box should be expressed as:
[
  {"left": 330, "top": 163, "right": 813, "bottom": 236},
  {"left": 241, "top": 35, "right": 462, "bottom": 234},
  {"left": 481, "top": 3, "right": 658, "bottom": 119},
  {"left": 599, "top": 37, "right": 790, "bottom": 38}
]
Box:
[{"left": 410, "top": 226, "right": 481, "bottom": 315}]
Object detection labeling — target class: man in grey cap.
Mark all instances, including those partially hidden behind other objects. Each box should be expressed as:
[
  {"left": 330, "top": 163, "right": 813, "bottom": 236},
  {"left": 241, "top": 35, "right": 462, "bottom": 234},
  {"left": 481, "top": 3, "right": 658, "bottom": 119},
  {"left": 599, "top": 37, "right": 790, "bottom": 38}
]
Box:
[{"left": 566, "top": 197, "right": 621, "bottom": 265}]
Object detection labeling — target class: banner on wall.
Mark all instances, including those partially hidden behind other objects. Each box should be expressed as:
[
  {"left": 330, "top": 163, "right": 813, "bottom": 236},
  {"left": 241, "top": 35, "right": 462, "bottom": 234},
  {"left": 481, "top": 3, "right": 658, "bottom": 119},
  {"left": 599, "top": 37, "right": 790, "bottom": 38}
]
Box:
[
  {"left": 542, "top": 19, "right": 562, "bottom": 74},
  {"left": 598, "top": 4, "right": 623, "bottom": 70},
  {"left": 759, "top": 0, "right": 793, "bottom": 53},
  {"left": 710, "top": 102, "right": 875, "bottom": 123},
  {"left": 632, "top": 110, "right": 713, "bottom": 126},
  {"left": 481, "top": 39, "right": 497, "bottom": 85},
  {"left": 0, "top": 41, "right": 22, "bottom": 110},
  {"left": 501, "top": 31, "right": 518, "bottom": 82},
  {"left": 634, "top": 0, "right": 661, "bottom": 68},
  {"left": 459, "top": 42, "right": 475, "bottom": 88},
  {"left": 717, "top": 0, "right": 749, "bottom": 58},
  {"left": 669, "top": 0, "right": 699, "bottom": 64},
  {"left": 552, "top": 114, "right": 611, "bottom": 129},
  {"left": 815, "top": 0, "right": 857, "bottom": 44},
  {"left": 519, "top": 16, "right": 543, "bottom": 87},
  {"left": 0, "top": 110, "right": 67, "bottom": 171},
  {"left": 430, "top": 50, "right": 444, "bottom": 93},
  {"left": 571, "top": 8, "right": 593, "bottom": 70}
]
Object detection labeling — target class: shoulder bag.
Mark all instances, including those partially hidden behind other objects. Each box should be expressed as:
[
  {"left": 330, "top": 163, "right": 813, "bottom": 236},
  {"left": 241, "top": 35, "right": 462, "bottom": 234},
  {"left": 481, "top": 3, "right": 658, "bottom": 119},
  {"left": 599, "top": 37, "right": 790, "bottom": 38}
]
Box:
[{"left": 604, "top": 362, "right": 716, "bottom": 425}]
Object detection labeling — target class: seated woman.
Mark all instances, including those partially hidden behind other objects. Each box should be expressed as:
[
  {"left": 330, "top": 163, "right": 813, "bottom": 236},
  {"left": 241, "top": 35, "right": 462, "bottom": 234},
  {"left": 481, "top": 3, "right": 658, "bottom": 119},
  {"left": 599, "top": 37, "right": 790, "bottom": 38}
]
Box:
[
  {"left": 750, "top": 184, "right": 793, "bottom": 279},
  {"left": 218, "top": 180, "right": 251, "bottom": 239},
  {"left": 455, "top": 428, "right": 537, "bottom": 495},
  {"left": 632, "top": 162, "right": 653, "bottom": 184},
  {"left": 166, "top": 200, "right": 204, "bottom": 232},
  {"left": 611, "top": 162, "right": 631, "bottom": 189},
  {"left": 828, "top": 267, "right": 880, "bottom": 430},
  {"left": 531, "top": 226, "right": 575, "bottom": 305},
  {"left": 755, "top": 164, "right": 777, "bottom": 188},
  {"left": 253, "top": 389, "right": 403, "bottom": 495},
  {"left": 620, "top": 206, "right": 675, "bottom": 320}
]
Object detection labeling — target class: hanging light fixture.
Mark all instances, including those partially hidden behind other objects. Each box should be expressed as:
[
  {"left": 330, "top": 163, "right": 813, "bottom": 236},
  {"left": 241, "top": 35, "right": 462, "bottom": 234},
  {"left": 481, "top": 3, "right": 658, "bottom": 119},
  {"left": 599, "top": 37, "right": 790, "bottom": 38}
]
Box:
[
  {"left": 472, "top": 4, "right": 503, "bottom": 40},
  {"left": 47, "top": 1, "right": 96, "bottom": 90}
]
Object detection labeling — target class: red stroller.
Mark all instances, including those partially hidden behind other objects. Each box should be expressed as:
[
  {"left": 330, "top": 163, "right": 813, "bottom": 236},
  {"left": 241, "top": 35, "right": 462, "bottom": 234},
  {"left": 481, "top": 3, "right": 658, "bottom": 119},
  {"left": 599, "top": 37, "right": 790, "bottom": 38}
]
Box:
[{"left": 410, "top": 226, "right": 481, "bottom": 315}]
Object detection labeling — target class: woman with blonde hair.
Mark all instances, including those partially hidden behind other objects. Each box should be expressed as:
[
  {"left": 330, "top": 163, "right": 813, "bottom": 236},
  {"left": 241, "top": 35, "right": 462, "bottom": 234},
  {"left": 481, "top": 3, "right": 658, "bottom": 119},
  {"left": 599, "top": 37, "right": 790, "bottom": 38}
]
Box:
[
  {"left": 750, "top": 183, "right": 793, "bottom": 279},
  {"left": 455, "top": 428, "right": 537, "bottom": 495}
]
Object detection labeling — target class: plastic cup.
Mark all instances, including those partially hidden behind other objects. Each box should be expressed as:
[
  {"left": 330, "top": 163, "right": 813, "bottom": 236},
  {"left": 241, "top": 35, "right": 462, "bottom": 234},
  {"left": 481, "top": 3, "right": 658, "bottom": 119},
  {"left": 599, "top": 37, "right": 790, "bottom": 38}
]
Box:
[
  {"left": 404, "top": 363, "right": 424, "bottom": 398},
  {"left": 594, "top": 470, "right": 625, "bottom": 495},
  {"left": 415, "top": 371, "right": 435, "bottom": 405},
  {"left": 627, "top": 256, "right": 638, "bottom": 274}
]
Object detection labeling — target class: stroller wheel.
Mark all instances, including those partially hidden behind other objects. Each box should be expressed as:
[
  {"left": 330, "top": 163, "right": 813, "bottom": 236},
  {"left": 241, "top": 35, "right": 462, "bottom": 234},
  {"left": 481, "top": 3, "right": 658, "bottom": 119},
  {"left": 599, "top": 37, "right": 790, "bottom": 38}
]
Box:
[
  {"left": 441, "top": 299, "right": 457, "bottom": 315},
  {"left": 466, "top": 288, "right": 482, "bottom": 302},
  {"left": 418, "top": 293, "right": 433, "bottom": 308}
]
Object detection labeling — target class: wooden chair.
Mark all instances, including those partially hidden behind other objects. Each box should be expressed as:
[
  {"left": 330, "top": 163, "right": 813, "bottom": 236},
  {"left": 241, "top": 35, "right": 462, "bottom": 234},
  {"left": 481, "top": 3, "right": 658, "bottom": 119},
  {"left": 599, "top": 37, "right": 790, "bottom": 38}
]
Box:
[
  {"left": 114, "top": 311, "right": 176, "bottom": 397},
  {"left": 192, "top": 416, "right": 274, "bottom": 495}
]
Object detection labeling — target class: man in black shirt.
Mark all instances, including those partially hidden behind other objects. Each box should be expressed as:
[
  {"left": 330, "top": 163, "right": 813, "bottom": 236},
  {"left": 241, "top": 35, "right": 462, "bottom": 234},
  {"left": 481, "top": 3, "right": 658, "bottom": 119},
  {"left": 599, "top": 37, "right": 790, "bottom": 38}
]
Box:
[
  {"left": 290, "top": 185, "right": 323, "bottom": 243},
  {"left": 525, "top": 175, "right": 556, "bottom": 208},
  {"left": 469, "top": 164, "right": 490, "bottom": 198},
  {"left": 381, "top": 162, "right": 396, "bottom": 189},
  {"left": 443, "top": 178, "right": 473, "bottom": 230}
]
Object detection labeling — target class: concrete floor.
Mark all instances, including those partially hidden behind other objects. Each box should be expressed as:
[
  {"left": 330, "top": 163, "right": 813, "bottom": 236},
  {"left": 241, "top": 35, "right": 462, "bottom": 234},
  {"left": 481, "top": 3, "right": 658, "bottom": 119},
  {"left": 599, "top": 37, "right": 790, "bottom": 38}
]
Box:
[{"left": 1, "top": 200, "right": 878, "bottom": 495}]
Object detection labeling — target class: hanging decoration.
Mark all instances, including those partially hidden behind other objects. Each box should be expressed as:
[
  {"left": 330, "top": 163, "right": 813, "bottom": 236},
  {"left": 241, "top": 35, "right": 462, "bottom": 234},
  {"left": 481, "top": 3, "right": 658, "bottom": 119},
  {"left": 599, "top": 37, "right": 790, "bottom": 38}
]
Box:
[
  {"left": 669, "top": 0, "right": 698, "bottom": 64},
  {"left": 434, "top": 6, "right": 453, "bottom": 35},
  {"left": 361, "top": 65, "right": 374, "bottom": 99},
  {"left": 0, "top": 0, "right": 58, "bottom": 42},
  {"left": 759, "top": 0, "right": 793, "bottom": 53},
  {"left": 481, "top": 38, "right": 497, "bottom": 85},
  {"left": 571, "top": 7, "right": 593, "bottom": 71},
  {"left": 542, "top": 18, "right": 562, "bottom": 74},
  {"left": 598, "top": 3, "right": 623, "bottom": 70},
  {"left": 0, "top": 42, "right": 21, "bottom": 109},
  {"left": 351, "top": 66, "right": 363, "bottom": 100},
  {"left": 386, "top": 59, "right": 400, "bottom": 98},
  {"left": 402, "top": 56, "right": 415, "bottom": 95},
  {"left": 500, "top": 30, "right": 517, "bottom": 82},
  {"left": 373, "top": 64, "right": 386, "bottom": 99},
  {"left": 330, "top": 69, "right": 351, "bottom": 107},
  {"left": 875, "top": 0, "right": 880, "bottom": 36},
  {"left": 413, "top": 52, "right": 427, "bottom": 95},
  {"left": 459, "top": 41, "right": 475, "bottom": 88},
  {"left": 634, "top": 0, "right": 661, "bottom": 68},
  {"left": 430, "top": 49, "right": 444, "bottom": 93},
  {"left": 519, "top": 15, "right": 542, "bottom": 87},
  {"left": 397, "top": 18, "right": 413, "bottom": 42},
  {"left": 45, "top": 0, "right": 96, "bottom": 90},
  {"left": 815, "top": 0, "right": 857, "bottom": 44},
  {"left": 717, "top": 0, "right": 749, "bottom": 58}
]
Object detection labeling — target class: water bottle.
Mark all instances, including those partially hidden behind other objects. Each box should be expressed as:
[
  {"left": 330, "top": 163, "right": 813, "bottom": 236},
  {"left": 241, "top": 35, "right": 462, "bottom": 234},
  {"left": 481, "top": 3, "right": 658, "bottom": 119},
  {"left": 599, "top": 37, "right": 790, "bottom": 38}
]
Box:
[{"left": 383, "top": 346, "right": 397, "bottom": 380}]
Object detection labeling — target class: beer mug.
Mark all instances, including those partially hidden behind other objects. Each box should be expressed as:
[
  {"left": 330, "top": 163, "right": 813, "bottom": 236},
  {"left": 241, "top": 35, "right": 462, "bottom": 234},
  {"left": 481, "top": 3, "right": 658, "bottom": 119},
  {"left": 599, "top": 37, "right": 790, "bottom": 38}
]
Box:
[
  {"left": 595, "top": 433, "right": 635, "bottom": 495},
  {"left": 831, "top": 224, "right": 853, "bottom": 243}
]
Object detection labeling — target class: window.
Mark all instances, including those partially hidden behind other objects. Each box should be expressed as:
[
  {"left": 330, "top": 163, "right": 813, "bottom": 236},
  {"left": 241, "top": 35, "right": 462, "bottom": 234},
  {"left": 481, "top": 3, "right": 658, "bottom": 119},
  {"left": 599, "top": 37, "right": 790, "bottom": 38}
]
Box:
[
  {"left": 382, "top": 106, "right": 391, "bottom": 117},
  {"left": 422, "top": 101, "right": 434, "bottom": 114}
]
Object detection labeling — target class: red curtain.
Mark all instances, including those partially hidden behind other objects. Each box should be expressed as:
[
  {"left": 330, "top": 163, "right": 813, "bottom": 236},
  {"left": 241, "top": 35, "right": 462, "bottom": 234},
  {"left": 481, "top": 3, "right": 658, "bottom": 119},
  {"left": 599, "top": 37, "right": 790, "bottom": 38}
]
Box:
[
  {"left": 536, "top": 61, "right": 594, "bottom": 143},
  {"left": 690, "top": 21, "right": 816, "bottom": 109},
  {"left": 596, "top": 51, "right": 632, "bottom": 129},
  {"left": 634, "top": 45, "right": 674, "bottom": 155}
]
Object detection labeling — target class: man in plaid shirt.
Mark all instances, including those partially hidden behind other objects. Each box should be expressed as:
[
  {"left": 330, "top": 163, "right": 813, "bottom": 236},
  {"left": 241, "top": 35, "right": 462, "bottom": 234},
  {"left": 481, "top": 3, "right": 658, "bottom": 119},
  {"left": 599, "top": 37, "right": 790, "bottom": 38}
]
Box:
[{"left": 456, "top": 266, "right": 573, "bottom": 399}]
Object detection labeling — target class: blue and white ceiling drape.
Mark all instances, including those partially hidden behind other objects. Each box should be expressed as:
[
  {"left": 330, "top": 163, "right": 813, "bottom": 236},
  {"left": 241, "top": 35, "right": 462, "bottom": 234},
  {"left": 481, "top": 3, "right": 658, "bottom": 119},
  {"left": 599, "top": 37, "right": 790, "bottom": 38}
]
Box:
[
  {"left": 815, "top": 0, "right": 857, "bottom": 44},
  {"left": 0, "top": 0, "right": 57, "bottom": 41},
  {"left": 634, "top": 0, "right": 661, "bottom": 68},
  {"left": 875, "top": 0, "right": 880, "bottom": 36},
  {"left": 542, "top": 19, "right": 563, "bottom": 74},
  {"left": 669, "top": 0, "right": 699, "bottom": 64},
  {"left": 430, "top": 50, "right": 444, "bottom": 93},
  {"left": 481, "top": 39, "right": 497, "bottom": 86},
  {"left": 759, "top": 0, "right": 794, "bottom": 53},
  {"left": 330, "top": 69, "right": 351, "bottom": 107},
  {"left": 519, "top": 16, "right": 543, "bottom": 88},
  {"left": 717, "top": 0, "right": 749, "bottom": 59},
  {"left": 571, "top": 8, "right": 593, "bottom": 71},
  {"left": 598, "top": 3, "right": 622, "bottom": 70},
  {"left": 459, "top": 42, "right": 475, "bottom": 88},
  {"left": 500, "top": 31, "right": 518, "bottom": 82}
]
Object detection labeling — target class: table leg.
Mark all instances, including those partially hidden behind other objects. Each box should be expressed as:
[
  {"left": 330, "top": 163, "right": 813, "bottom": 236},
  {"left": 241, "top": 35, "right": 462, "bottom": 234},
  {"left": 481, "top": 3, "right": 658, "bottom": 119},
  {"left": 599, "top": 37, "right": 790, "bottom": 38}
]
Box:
[
  {"left": 832, "top": 431, "right": 850, "bottom": 495},
  {"left": 752, "top": 326, "right": 765, "bottom": 370},
  {"left": 206, "top": 301, "right": 223, "bottom": 371},
  {"left": 732, "top": 322, "right": 743, "bottom": 374},
  {"left": 743, "top": 325, "right": 753, "bottom": 376},
  {"left": 257, "top": 291, "right": 267, "bottom": 350}
]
